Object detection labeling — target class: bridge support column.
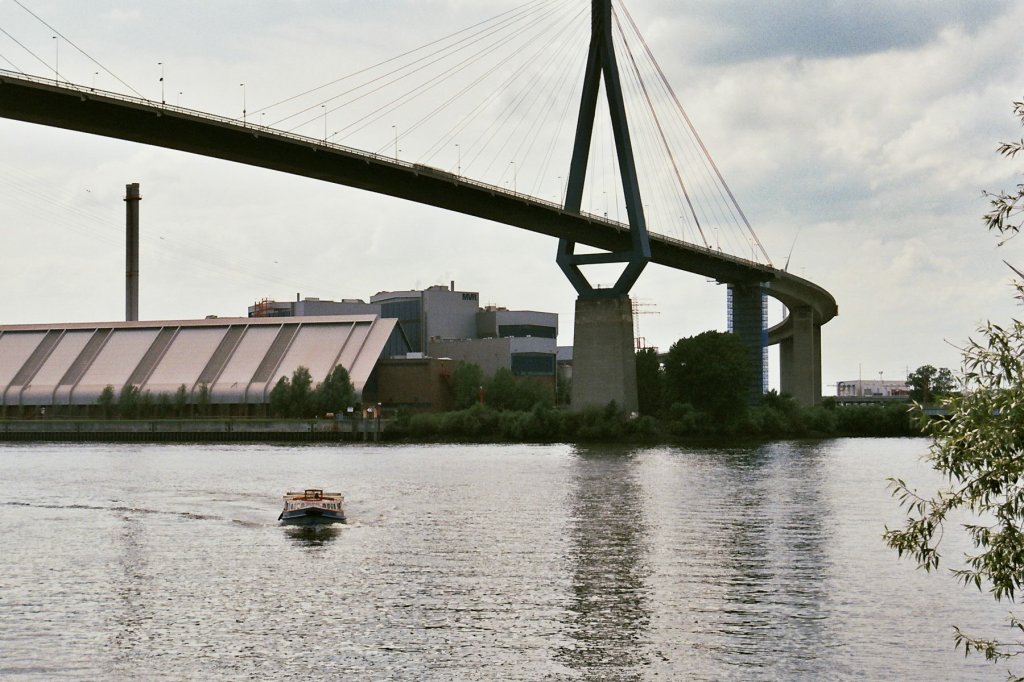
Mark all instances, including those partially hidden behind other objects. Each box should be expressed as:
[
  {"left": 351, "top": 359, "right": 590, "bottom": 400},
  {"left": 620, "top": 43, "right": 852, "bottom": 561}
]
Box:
[
  {"left": 571, "top": 296, "right": 638, "bottom": 413},
  {"left": 779, "top": 305, "right": 822, "bottom": 405},
  {"left": 728, "top": 283, "right": 768, "bottom": 405}
]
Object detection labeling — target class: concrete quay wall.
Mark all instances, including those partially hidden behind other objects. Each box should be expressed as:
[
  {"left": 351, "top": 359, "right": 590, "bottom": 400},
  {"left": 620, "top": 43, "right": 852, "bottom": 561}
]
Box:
[{"left": 0, "top": 419, "right": 388, "bottom": 443}]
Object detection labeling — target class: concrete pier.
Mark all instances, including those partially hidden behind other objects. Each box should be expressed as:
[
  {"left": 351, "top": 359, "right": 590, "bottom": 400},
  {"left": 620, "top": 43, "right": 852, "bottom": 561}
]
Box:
[
  {"left": 779, "top": 304, "right": 822, "bottom": 404},
  {"left": 571, "top": 296, "right": 638, "bottom": 413}
]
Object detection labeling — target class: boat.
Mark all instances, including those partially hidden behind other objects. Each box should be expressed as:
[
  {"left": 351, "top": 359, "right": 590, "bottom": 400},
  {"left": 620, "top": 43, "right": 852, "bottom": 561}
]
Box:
[{"left": 278, "top": 488, "right": 346, "bottom": 524}]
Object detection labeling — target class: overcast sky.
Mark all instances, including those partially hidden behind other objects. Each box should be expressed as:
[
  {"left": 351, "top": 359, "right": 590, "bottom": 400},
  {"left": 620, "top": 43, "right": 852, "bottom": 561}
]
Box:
[{"left": 1, "top": 0, "right": 1022, "bottom": 394}]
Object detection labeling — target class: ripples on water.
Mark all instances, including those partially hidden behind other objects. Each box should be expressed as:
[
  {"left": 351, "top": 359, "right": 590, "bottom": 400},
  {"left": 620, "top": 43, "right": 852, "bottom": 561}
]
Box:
[{"left": 0, "top": 440, "right": 1008, "bottom": 680}]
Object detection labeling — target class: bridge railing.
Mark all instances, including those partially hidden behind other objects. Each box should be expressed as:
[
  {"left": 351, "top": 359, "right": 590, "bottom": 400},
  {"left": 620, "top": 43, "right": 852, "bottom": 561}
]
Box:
[{"left": 1, "top": 68, "right": 773, "bottom": 274}]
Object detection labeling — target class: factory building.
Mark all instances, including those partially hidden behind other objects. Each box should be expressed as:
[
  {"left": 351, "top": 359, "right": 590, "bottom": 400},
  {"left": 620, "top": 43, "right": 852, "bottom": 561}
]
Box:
[
  {"left": 249, "top": 296, "right": 381, "bottom": 318},
  {"left": 371, "top": 284, "right": 480, "bottom": 353},
  {"left": 0, "top": 316, "right": 395, "bottom": 416},
  {"left": 1, "top": 284, "right": 559, "bottom": 415},
  {"left": 255, "top": 284, "right": 560, "bottom": 410},
  {"left": 255, "top": 285, "right": 558, "bottom": 380}
]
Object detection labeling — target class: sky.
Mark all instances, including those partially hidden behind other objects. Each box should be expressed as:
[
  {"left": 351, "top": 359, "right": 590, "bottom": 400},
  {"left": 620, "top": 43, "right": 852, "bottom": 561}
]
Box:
[{"left": 1, "top": 0, "right": 1023, "bottom": 395}]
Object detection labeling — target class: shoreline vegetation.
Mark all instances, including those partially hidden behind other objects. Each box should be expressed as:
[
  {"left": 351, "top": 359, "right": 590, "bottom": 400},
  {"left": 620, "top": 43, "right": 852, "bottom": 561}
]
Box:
[
  {"left": 0, "top": 397, "right": 920, "bottom": 444},
  {"left": 387, "top": 396, "right": 920, "bottom": 443},
  {"left": 1, "top": 352, "right": 938, "bottom": 443}
]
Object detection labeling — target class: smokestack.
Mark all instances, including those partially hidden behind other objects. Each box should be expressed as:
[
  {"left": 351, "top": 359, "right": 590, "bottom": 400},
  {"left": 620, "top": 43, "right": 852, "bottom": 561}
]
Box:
[{"left": 124, "top": 183, "right": 141, "bottom": 321}]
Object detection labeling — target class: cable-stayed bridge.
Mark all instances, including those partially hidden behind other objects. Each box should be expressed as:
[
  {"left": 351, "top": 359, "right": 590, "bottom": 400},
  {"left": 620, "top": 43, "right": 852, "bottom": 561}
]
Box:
[{"left": 0, "top": 0, "right": 836, "bottom": 406}]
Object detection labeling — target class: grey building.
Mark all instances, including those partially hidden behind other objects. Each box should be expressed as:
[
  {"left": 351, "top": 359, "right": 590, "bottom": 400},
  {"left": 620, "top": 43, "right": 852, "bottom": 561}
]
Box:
[
  {"left": 430, "top": 336, "right": 556, "bottom": 379},
  {"left": 371, "top": 284, "right": 480, "bottom": 353},
  {"left": 476, "top": 307, "right": 557, "bottom": 341},
  {"left": 250, "top": 296, "right": 380, "bottom": 318},
  {"left": 251, "top": 283, "right": 558, "bottom": 383}
]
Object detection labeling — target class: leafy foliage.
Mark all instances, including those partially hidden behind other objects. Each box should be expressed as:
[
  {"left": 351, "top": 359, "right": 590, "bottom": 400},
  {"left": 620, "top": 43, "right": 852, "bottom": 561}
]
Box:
[
  {"left": 635, "top": 347, "right": 664, "bottom": 416},
  {"left": 97, "top": 385, "right": 115, "bottom": 418},
  {"left": 269, "top": 365, "right": 356, "bottom": 418},
  {"left": 884, "top": 100, "right": 1024, "bottom": 676},
  {"left": 885, "top": 309, "right": 1024, "bottom": 672},
  {"left": 117, "top": 384, "right": 141, "bottom": 419},
  {"left": 483, "top": 368, "right": 552, "bottom": 411},
  {"left": 174, "top": 384, "right": 189, "bottom": 417},
  {"left": 907, "top": 364, "right": 957, "bottom": 403},
  {"left": 984, "top": 101, "right": 1024, "bottom": 244},
  {"left": 316, "top": 365, "right": 356, "bottom": 415},
  {"left": 195, "top": 383, "right": 211, "bottom": 417},
  {"left": 664, "top": 331, "right": 753, "bottom": 422},
  {"left": 391, "top": 401, "right": 655, "bottom": 443},
  {"left": 451, "top": 362, "right": 484, "bottom": 410}
]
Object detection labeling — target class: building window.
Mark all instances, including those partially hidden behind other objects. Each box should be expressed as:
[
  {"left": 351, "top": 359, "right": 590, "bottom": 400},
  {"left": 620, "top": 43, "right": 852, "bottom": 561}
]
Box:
[
  {"left": 511, "top": 353, "right": 555, "bottom": 376},
  {"left": 498, "top": 324, "right": 556, "bottom": 339}
]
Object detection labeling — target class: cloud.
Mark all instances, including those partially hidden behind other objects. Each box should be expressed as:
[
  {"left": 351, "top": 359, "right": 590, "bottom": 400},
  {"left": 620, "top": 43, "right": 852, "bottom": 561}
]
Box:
[
  {"left": 642, "top": 0, "right": 1014, "bottom": 65},
  {"left": 3, "top": 0, "right": 1024, "bottom": 393}
]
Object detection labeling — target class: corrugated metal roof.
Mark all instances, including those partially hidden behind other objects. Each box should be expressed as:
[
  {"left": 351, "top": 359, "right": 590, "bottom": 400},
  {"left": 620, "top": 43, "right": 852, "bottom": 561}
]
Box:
[{"left": 0, "top": 315, "right": 395, "bottom": 407}]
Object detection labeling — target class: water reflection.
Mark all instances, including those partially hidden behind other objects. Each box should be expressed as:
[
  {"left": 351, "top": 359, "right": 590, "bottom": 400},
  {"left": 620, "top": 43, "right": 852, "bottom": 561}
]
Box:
[
  {"left": 557, "top": 445, "right": 651, "bottom": 679},
  {"left": 284, "top": 524, "right": 342, "bottom": 546},
  {"left": 4, "top": 441, "right": 1007, "bottom": 680},
  {"left": 688, "top": 442, "right": 835, "bottom": 673}
]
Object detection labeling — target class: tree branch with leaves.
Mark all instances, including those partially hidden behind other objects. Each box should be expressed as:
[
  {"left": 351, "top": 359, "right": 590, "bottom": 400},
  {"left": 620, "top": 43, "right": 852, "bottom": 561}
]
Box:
[{"left": 885, "top": 100, "right": 1024, "bottom": 679}]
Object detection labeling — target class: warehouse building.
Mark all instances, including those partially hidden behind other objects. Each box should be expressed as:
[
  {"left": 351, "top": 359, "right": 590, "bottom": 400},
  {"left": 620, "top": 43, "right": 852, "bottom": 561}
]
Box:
[
  {"left": 0, "top": 283, "right": 560, "bottom": 416},
  {"left": 0, "top": 315, "right": 395, "bottom": 416}
]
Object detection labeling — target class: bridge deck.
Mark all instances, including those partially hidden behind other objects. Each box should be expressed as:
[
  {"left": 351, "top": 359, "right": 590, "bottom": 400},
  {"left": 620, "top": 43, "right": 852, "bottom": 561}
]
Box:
[{"left": 0, "top": 71, "right": 836, "bottom": 333}]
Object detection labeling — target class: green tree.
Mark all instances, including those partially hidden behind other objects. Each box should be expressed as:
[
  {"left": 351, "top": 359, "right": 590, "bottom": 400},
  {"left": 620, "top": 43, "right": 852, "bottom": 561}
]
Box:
[
  {"left": 154, "top": 391, "right": 172, "bottom": 418},
  {"left": 117, "top": 384, "right": 140, "bottom": 419},
  {"left": 269, "top": 376, "right": 291, "bottom": 418},
  {"left": 173, "top": 384, "right": 189, "bottom": 418},
  {"left": 267, "top": 367, "right": 322, "bottom": 418},
  {"left": 885, "top": 101, "right": 1024, "bottom": 674},
  {"left": 908, "top": 364, "right": 957, "bottom": 403},
  {"left": 195, "top": 383, "right": 211, "bottom": 417},
  {"left": 139, "top": 390, "right": 155, "bottom": 418},
  {"left": 451, "top": 362, "right": 484, "bottom": 410},
  {"left": 315, "top": 365, "right": 356, "bottom": 415},
  {"left": 635, "top": 347, "right": 664, "bottom": 416},
  {"left": 484, "top": 368, "right": 551, "bottom": 411},
  {"left": 664, "top": 330, "right": 753, "bottom": 422},
  {"left": 290, "top": 366, "right": 314, "bottom": 418},
  {"left": 97, "top": 385, "right": 116, "bottom": 418}
]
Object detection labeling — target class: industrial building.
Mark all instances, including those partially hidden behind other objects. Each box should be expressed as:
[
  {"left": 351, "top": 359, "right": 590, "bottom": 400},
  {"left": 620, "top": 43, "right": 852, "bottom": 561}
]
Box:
[
  {"left": 0, "top": 315, "right": 395, "bottom": 416},
  {"left": 253, "top": 284, "right": 560, "bottom": 407},
  {"left": 0, "top": 283, "right": 561, "bottom": 415},
  {"left": 249, "top": 296, "right": 381, "bottom": 318},
  {"left": 836, "top": 379, "right": 910, "bottom": 399}
]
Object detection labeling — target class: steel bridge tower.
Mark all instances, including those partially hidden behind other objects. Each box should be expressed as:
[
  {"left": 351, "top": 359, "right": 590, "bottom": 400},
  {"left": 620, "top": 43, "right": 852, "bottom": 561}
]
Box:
[
  {"left": 559, "top": 0, "right": 773, "bottom": 412},
  {"left": 558, "top": 0, "right": 651, "bottom": 413}
]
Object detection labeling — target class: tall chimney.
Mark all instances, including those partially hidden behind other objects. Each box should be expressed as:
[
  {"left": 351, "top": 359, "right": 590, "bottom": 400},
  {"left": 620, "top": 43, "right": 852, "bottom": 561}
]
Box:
[{"left": 125, "top": 183, "right": 140, "bottom": 321}]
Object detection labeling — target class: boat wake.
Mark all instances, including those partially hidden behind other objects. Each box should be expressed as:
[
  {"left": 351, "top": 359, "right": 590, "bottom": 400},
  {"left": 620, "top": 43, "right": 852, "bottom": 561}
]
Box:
[{"left": 1, "top": 500, "right": 265, "bottom": 526}]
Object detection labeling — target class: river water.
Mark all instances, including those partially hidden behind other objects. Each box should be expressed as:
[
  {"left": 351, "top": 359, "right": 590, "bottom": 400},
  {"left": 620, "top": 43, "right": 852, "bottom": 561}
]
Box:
[{"left": 0, "top": 439, "right": 1012, "bottom": 680}]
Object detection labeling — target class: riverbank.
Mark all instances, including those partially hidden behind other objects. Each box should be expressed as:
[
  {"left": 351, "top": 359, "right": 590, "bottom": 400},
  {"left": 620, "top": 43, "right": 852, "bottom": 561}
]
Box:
[{"left": 0, "top": 399, "right": 922, "bottom": 444}]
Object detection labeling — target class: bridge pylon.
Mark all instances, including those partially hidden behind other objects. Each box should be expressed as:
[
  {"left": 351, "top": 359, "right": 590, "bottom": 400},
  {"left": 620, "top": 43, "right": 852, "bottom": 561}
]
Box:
[{"left": 560, "top": 0, "right": 649, "bottom": 413}]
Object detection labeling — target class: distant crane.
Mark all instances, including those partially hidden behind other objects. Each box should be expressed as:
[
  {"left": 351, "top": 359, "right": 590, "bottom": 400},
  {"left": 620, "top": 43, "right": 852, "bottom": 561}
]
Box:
[{"left": 632, "top": 298, "right": 660, "bottom": 350}]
